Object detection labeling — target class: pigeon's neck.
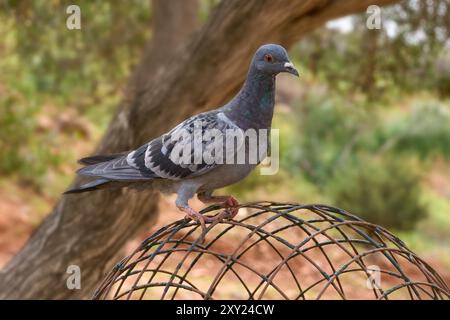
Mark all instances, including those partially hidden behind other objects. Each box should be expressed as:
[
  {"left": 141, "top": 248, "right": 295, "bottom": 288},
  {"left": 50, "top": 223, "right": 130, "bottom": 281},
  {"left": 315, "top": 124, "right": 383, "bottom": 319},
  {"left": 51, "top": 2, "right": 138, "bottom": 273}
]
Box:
[{"left": 225, "top": 65, "right": 276, "bottom": 129}]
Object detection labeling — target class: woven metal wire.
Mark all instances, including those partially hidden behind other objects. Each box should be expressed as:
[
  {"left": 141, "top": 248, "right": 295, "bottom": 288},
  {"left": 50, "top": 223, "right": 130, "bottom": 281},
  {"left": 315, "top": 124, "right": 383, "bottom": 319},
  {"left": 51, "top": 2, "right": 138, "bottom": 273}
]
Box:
[{"left": 93, "top": 202, "right": 450, "bottom": 300}]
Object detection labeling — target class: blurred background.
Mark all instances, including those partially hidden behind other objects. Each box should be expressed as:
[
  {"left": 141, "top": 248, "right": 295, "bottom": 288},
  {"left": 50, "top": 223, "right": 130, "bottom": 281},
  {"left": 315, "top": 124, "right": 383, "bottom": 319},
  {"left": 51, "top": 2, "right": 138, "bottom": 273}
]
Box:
[{"left": 0, "top": 0, "right": 449, "bottom": 295}]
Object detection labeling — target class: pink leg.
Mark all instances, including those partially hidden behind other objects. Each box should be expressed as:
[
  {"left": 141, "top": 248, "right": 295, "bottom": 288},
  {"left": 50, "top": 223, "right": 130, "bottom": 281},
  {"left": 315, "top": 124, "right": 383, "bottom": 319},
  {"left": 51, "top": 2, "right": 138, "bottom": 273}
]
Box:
[
  {"left": 198, "top": 193, "right": 240, "bottom": 220},
  {"left": 177, "top": 205, "right": 227, "bottom": 242},
  {"left": 178, "top": 205, "right": 212, "bottom": 229}
]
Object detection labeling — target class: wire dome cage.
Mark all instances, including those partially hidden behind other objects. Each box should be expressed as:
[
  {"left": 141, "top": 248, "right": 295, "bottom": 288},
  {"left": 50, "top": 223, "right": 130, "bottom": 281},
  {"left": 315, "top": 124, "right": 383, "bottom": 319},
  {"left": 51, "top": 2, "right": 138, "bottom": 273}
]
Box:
[{"left": 93, "top": 202, "right": 450, "bottom": 300}]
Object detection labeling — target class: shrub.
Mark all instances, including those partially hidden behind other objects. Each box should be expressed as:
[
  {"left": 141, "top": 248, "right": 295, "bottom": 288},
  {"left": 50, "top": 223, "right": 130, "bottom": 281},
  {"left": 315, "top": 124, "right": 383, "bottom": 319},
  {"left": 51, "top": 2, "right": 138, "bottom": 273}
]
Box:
[
  {"left": 288, "top": 90, "right": 375, "bottom": 186},
  {"left": 376, "top": 101, "right": 450, "bottom": 159},
  {"left": 327, "top": 157, "right": 427, "bottom": 231}
]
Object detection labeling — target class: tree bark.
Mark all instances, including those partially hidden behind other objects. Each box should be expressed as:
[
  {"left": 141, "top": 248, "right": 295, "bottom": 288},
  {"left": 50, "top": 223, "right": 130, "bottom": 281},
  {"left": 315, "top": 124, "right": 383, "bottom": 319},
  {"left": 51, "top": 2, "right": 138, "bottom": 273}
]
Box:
[{"left": 0, "top": 0, "right": 398, "bottom": 299}]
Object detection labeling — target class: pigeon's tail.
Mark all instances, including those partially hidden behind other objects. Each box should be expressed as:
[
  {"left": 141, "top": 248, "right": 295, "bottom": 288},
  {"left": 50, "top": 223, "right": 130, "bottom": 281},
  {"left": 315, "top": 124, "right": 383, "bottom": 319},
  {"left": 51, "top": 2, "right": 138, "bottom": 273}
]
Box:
[{"left": 64, "top": 178, "right": 111, "bottom": 194}]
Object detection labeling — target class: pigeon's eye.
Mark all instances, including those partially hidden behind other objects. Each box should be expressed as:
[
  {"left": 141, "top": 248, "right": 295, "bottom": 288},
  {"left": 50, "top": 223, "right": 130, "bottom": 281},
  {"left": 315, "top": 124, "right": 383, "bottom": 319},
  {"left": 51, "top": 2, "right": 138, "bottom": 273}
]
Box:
[{"left": 264, "top": 54, "right": 273, "bottom": 63}]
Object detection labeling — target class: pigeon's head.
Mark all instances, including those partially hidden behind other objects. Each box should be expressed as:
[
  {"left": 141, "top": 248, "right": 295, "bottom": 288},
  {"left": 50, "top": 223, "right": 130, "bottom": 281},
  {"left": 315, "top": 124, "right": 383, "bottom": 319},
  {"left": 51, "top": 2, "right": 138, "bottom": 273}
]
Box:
[{"left": 253, "top": 44, "right": 299, "bottom": 77}]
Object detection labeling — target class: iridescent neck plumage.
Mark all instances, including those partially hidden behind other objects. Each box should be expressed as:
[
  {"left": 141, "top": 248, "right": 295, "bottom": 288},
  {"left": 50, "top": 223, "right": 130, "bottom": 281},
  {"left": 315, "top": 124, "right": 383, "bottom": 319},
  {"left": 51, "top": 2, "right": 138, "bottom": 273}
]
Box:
[{"left": 224, "top": 64, "right": 276, "bottom": 129}]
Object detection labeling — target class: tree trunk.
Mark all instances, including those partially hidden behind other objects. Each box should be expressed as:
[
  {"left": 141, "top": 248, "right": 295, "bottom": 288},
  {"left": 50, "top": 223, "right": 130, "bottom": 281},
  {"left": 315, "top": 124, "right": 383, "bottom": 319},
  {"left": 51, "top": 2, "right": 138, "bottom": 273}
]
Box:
[{"left": 0, "top": 0, "right": 398, "bottom": 299}]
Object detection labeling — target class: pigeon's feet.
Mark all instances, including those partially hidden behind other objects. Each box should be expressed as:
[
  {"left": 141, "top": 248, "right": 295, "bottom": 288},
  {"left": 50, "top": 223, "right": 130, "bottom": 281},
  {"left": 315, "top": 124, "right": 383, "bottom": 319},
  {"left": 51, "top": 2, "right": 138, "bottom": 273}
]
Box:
[
  {"left": 198, "top": 193, "right": 240, "bottom": 220},
  {"left": 178, "top": 206, "right": 210, "bottom": 230},
  {"left": 177, "top": 205, "right": 227, "bottom": 242},
  {"left": 222, "top": 196, "right": 239, "bottom": 220}
]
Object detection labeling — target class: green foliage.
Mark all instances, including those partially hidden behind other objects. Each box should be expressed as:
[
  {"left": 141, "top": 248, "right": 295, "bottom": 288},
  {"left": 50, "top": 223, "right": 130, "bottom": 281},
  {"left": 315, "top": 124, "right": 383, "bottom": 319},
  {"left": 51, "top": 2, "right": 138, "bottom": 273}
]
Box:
[
  {"left": 327, "top": 157, "right": 428, "bottom": 231},
  {"left": 0, "top": 87, "right": 62, "bottom": 183},
  {"left": 0, "top": 1, "right": 151, "bottom": 188},
  {"left": 297, "top": 1, "right": 450, "bottom": 97},
  {"left": 0, "top": 90, "right": 36, "bottom": 174},
  {"left": 375, "top": 101, "right": 450, "bottom": 159},
  {"left": 435, "top": 47, "right": 450, "bottom": 98},
  {"left": 0, "top": 0, "right": 151, "bottom": 98},
  {"left": 284, "top": 88, "right": 375, "bottom": 185},
  {"left": 281, "top": 86, "right": 450, "bottom": 189}
]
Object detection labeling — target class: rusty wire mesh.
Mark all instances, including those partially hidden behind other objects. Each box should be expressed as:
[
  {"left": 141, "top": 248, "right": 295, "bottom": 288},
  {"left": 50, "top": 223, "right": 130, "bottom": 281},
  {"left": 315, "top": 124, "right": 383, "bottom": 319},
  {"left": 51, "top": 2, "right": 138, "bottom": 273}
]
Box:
[{"left": 93, "top": 202, "right": 450, "bottom": 300}]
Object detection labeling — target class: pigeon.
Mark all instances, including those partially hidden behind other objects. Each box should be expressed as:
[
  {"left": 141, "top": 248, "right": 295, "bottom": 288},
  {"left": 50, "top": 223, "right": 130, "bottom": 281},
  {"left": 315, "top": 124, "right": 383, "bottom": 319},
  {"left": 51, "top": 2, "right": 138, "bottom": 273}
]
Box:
[{"left": 65, "top": 44, "right": 299, "bottom": 231}]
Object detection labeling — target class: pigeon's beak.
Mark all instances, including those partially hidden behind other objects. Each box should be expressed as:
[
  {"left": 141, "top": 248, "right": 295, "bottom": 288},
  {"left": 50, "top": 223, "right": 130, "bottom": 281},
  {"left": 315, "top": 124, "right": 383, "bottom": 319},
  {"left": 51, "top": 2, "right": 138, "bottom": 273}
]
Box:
[{"left": 284, "top": 62, "right": 299, "bottom": 77}]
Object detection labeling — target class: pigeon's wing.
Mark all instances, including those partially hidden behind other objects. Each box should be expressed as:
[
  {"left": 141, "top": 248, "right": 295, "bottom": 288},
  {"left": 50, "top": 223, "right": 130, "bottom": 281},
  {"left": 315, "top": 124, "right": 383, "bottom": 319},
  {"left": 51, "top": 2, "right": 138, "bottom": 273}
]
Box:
[
  {"left": 127, "top": 110, "right": 245, "bottom": 180},
  {"left": 78, "top": 111, "right": 244, "bottom": 181}
]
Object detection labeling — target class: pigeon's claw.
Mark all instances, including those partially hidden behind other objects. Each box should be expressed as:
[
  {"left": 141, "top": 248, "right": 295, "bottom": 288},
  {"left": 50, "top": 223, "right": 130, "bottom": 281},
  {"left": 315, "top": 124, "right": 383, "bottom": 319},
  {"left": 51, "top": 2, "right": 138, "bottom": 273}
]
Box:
[
  {"left": 179, "top": 206, "right": 209, "bottom": 230},
  {"left": 198, "top": 193, "right": 240, "bottom": 220},
  {"left": 178, "top": 205, "right": 227, "bottom": 243},
  {"left": 223, "top": 196, "right": 239, "bottom": 220}
]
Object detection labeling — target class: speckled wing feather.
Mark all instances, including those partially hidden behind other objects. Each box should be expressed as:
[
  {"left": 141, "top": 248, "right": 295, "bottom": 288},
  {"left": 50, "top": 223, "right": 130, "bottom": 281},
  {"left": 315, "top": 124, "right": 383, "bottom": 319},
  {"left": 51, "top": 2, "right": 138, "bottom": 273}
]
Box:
[{"left": 77, "top": 110, "right": 243, "bottom": 181}]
